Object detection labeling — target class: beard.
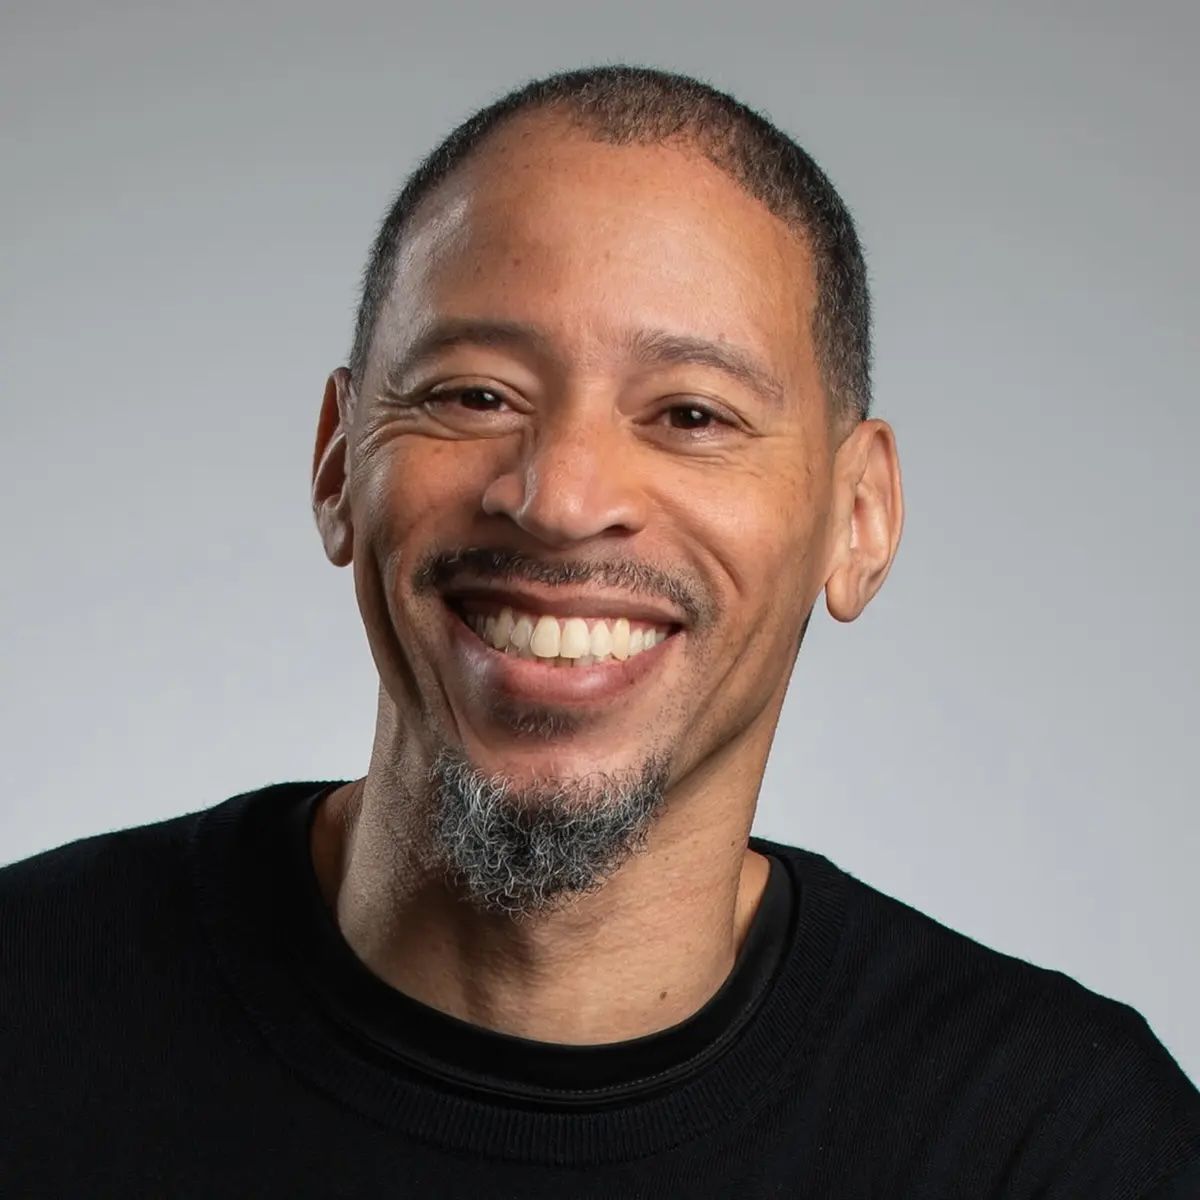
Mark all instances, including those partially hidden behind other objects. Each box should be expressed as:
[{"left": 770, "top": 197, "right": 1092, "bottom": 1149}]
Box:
[{"left": 426, "top": 744, "right": 671, "bottom": 920}]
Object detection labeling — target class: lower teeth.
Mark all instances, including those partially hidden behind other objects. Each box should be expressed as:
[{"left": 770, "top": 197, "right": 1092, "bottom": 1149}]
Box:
[{"left": 501, "top": 646, "right": 607, "bottom": 666}]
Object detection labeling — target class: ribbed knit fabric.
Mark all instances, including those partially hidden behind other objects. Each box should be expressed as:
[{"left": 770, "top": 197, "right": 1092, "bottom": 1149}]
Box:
[{"left": 2, "top": 778, "right": 1198, "bottom": 1198}]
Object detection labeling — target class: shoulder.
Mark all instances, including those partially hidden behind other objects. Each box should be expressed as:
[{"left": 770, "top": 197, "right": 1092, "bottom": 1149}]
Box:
[
  {"left": 0, "top": 805, "right": 206, "bottom": 982},
  {"left": 0, "top": 782, "right": 297, "bottom": 981},
  {"left": 0, "top": 778, "right": 319, "bottom": 912},
  {"left": 1, "top": 806, "right": 196, "bottom": 904},
  {"left": 0, "top": 780, "right": 329, "bottom": 976},
  {"left": 0, "top": 796, "right": 208, "bottom": 896},
  {"left": 761, "top": 836, "right": 1182, "bottom": 1047},
  {"left": 758, "top": 838, "right": 1200, "bottom": 1189}
]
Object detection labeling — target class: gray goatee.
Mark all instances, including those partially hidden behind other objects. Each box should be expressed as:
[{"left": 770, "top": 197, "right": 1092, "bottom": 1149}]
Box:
[{"left": 427, "top": 746, "right": 670, "bottom": 919}]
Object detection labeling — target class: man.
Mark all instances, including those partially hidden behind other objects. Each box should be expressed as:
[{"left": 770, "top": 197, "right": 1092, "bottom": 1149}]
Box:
[{"left": 2, "top": 64, "right": 1197, "bottom": 1198}]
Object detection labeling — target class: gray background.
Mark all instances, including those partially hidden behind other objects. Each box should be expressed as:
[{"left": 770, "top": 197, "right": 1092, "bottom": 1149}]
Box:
[{"left": 3, "top": 1, "right": 1196, "bottom": 1080}]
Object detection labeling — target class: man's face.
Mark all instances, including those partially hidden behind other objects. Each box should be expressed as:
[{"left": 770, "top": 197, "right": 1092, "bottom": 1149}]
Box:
[{"left": 343, "top": 115, "right": 836, "bottom": 800}]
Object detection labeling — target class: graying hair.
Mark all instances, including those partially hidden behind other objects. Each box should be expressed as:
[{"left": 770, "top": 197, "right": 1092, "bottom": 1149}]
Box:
[{"left": 427, "top": 745, "right": 670, "bottom": 919}]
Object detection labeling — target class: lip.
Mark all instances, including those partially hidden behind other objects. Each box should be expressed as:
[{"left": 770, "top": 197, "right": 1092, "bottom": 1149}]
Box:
[
  {"left": 442, "top": 598, "right": 681, "bottom": 707},
  {"left": 439, "top": 581, "right": 688, "bottom": 628}
]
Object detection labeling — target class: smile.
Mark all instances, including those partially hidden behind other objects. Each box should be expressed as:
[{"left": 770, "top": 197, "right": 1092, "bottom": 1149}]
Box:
[
  {"left": 440, "top": 592, "right": 684, "bottom": 707},
  {"left": 452, "top": 601, "right": 676, "bottom": 668}
]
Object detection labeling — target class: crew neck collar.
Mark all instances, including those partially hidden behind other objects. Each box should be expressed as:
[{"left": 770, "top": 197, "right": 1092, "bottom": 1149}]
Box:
[
  {"left": 284, "top": 783, "right": 795, "bottom": 1105},
  {"left": 188, "top": 779, "right": 849, "bottom": 1166}
]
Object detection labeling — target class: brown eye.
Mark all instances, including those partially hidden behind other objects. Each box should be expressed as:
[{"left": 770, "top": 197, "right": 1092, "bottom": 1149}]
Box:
[
  {"left": 450, "top": 388, "right": 505, "bottom": 411},
  {"left": 666, "top": 405, "right": 717, "bottom": 430},
  {"left": 421, "top": 386, "right": 512, "bottom": 417},
  {"left": 417, "top": 385, "right": 524, "bottom": 437}
]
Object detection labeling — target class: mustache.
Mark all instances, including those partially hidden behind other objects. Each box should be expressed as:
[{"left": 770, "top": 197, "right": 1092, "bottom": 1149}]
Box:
[{"left": 413, "top": 546, "right": 711, "bottom": 627}]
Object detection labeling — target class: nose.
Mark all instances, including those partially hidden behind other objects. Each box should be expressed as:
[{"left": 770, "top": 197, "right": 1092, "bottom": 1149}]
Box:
[{"left": 480, "top": 399, "right": 648, "bottom": 546}]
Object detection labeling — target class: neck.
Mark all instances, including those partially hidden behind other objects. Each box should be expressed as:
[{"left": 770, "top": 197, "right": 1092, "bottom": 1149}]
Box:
[{"left": 310, "top": 722, "right": 776, "bottom": 1045}]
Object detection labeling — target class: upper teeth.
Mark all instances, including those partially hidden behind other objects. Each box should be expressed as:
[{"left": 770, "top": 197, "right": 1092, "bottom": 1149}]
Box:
[{"left": 463, "top": 606, "right": 671, "bottom": 664}]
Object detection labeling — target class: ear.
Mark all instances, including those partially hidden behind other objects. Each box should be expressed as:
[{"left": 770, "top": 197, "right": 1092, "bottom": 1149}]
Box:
[
  {"left": 823, "top": 419, "right": 905, "bottom": 623},
  {"left": 312, "top": 367, "right": 355, "bottom": 567}
]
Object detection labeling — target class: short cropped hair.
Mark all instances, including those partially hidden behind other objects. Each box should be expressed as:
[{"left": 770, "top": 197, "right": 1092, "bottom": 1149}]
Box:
[{"left": 349, "top": 64, "right": 871, "bottom": 434}]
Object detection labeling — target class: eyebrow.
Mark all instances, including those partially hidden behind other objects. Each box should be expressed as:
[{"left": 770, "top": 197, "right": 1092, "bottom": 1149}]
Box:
[
  {"left": 623, "top": 327, "right": 785, "bottom": 406},
  {"left": 382, "top": 317, "right": 786, "bottom": 405}
]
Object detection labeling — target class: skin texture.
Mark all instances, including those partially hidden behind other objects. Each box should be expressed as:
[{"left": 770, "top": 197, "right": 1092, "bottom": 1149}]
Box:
[{"left": 309, "top": 111, "right": 904, "bottom": 1043}]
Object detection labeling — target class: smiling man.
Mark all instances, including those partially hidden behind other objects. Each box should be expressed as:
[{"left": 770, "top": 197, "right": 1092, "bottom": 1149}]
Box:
[{"left": 3, "top": 65, "right": 1198, "bottom": 1198}]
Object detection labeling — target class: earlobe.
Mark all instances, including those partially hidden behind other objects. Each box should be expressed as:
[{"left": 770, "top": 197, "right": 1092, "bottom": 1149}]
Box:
[
  {"left": 312, "top": 368, "right": 355, "bottom": 567},
  {"left": 824, "top": 549, "right": 868, "bottom": 624}
]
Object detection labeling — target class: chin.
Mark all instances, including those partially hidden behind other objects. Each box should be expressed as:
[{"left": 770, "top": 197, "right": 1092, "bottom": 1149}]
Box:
[{"left": 452, "top": 729, "right": 666, "bottom": 792}]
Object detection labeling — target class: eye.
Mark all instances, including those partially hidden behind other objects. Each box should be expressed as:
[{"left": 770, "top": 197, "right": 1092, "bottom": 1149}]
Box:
[
  {"left": 664, "top": 403, "right": 724, "bottom": 432},
  {"left": 425, "top": 386, "right": 508, "bottom": 413},
  {"left": 413, "top": 383, "right": 525, "bottom": 437}
]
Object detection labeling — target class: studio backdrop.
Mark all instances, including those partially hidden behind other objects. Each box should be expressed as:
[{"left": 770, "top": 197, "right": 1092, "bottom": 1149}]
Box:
[{"left": 2, "top": 0, "right": 1195, "bottom": 1080}]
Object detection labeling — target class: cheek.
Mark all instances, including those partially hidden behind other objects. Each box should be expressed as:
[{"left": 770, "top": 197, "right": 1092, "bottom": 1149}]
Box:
[
  {"left": 674, "top": 463, "right": 817, "bottom": 603},
  {"left": 363, "top": 438, "right": 497, "bottom": 540},
  {"left": 349, "top": 440, "right": 487, "bottom": 628}
]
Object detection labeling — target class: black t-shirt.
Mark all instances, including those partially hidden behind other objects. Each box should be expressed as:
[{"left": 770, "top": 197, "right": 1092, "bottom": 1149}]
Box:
[{"left": 2, "top": 779, "right": 1198, "bottom": 1198}]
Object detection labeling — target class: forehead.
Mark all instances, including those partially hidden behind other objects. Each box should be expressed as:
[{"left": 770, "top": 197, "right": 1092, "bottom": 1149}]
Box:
[{"left": 374, "top": 114, "right": 817, "bottom": 385}]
